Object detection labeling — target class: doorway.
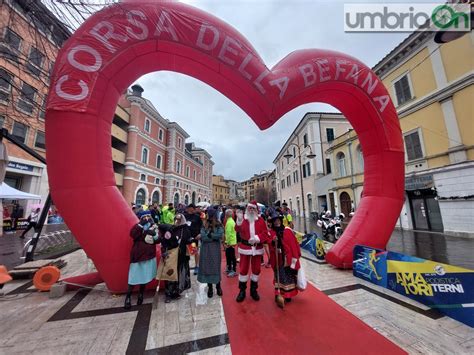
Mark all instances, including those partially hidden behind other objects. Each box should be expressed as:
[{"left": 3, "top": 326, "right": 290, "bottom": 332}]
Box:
[
  {"left": 339, "top": 192, "right": 352, "bottom": 217},
  {"left": 408, "top": 189, "right": 443, "bottom": 232}
]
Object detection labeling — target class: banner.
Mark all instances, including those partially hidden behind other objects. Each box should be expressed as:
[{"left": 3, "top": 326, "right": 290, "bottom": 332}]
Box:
[
  {"left": 353, "top": 245, "right": 474, "bottom": 327},
  {"left": 300, "top": 233, "right": 332, "bottom": 263}
]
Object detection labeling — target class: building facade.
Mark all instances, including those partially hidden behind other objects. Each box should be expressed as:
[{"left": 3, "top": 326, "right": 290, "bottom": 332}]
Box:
[
  {"left": 224, "top": 179, "right": 244, "bottom": 205},
  {"left": 240, "top": 170, "right": 277, "bottom": 206},
  {"left": 212, "top": 175, "right": 230, "bottom": 205},
  {"left": 327, "top": 31, "right": 473, "bottom": 236},
  {"left": 114, "top": 85, "right": 213, "bottom": 207},
  {"left": 273, "top": 112, "right": 351, "bottom": 217},
  {"left": 0, "top": 0, "right": 69, "bottom": 214}
]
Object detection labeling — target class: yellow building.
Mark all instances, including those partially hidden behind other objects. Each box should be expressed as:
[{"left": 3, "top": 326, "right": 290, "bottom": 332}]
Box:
[
  {"left": 212, "top": 175, "right": 230, "bottom": 205},
  {"left": 327, "top": 31, "right": 473, "bottom": 236},
  {"left": 240, "top": 171, "right": 276, "bottom": 205}
]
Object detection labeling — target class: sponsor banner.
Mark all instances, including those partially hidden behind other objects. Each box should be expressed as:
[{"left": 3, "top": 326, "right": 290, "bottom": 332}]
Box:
[
  {"left": 353, "top": 245, "right": 388, "bottom": 287},
  {"left": 353, "top": 245, "right": 474, "bottom": 328},
  {"left": 300, "top": 233, "right": 332, "bottom": 263},
  {"left": 3, "top": 218, "right": 29, "bottom": 231}
]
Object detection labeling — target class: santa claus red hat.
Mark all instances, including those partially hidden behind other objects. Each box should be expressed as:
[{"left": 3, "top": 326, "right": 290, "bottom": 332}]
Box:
[{"left": 246, "top": 200, "right": 258, "bottom": 210}]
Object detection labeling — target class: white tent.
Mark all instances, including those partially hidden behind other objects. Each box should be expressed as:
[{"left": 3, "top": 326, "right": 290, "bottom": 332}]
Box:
[{"left": 0, "top": 182, "right": 41, "bottom": 200}]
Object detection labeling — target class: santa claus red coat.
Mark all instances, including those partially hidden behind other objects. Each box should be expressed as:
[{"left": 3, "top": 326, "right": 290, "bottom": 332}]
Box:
[{"left": 235, "top": 209, "right": 270, "bottom": 283}]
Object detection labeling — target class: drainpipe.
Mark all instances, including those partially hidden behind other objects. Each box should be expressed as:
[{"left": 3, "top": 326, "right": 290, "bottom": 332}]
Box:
[{"left": 347, "top": 140, "right": 357, "bottom": 210}]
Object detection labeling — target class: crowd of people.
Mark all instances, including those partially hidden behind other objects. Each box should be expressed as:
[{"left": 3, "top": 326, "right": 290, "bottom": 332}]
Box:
[{"left": 125, "top": 200, "right": 303, "bottom": 309}]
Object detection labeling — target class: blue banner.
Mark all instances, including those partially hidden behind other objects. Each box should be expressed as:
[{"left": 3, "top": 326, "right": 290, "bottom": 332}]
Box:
[{"left": 353, "top": 245, "right": 474, "bottom": 328}]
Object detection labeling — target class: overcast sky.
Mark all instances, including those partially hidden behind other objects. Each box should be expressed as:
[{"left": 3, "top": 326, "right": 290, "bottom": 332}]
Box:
[{"left": 134, "top": 0, "right": 431, "bottom": 181}]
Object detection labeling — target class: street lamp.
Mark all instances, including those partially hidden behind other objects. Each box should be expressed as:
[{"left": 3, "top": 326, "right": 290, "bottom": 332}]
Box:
[{"left": 283, "top": 143, "right": 316, "bottom": 234}]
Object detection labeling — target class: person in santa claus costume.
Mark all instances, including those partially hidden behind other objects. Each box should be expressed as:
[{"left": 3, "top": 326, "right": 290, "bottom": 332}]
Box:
[{"left": 235, "top": 201, "right": 270, "bottom": 302}]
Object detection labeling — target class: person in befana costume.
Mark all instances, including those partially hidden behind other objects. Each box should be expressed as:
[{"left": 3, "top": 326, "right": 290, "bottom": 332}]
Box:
[
  {"left": 124, "top": 211, "right": 158, "bottom": 310},
  {"left": 268, "top": 213, "right": 302, "bottom": 303},
  {"left": 235, "top": 201, "right": 270, "bottom": 302}
]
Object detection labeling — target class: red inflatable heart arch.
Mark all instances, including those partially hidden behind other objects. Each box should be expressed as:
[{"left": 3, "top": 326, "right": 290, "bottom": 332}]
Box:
[{"left": 46, "top": 0, "right": 404, "bottom": 292}]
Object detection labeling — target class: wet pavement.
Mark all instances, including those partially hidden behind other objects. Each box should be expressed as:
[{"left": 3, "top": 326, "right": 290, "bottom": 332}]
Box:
[
  {"left": 292, "top": 217, "right": 474, "bottom": 270},
  {"left": 0, "top": 224, "right": 78, "bottom": 270}
]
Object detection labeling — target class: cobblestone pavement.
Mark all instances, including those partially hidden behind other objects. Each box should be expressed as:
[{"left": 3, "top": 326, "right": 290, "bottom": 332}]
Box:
[
  {"left": 292, "top": 217, "right": 474, "bottom": 269},
  {"left": 0, "top": 249, "right": 472, "bottom": 354}
]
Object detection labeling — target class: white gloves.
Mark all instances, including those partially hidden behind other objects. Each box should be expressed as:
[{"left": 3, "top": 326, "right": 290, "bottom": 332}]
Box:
[
  {"left": 144, "top": 235, "right": 154, "bottom": 244},
  {"left": 249, "top": 235, "right": 260, "bottom": 245}
]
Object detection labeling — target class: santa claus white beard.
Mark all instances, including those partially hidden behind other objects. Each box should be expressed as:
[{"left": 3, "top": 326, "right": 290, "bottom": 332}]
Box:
[{"left": 246, "top": 211, "right": 257, "bottom": 223}]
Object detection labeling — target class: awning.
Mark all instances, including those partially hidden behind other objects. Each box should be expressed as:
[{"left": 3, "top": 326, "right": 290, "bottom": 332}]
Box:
[{"left": 0, "top": 182, "right": 42, "bottom": 200}]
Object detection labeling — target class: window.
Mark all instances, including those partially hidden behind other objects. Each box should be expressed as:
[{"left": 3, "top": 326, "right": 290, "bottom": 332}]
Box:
[
  {"left": 140, "top": 174, "right": 146, "bottom": 181},
  {"left": 17, "top": 82, "right": 37, "bottom": 114},
  {"left": 286, "top": 176, "right": 291, "bottom": 187},
  {"left": 394, "top": 74, "right": 412, "bottom": 106},
  {"left": 0, "top": 68, "right": 12, "bottom": 103},
  {"left": 326, "top": 128, "right": 335, "bottom": 142},
  {"left": 325, "top": 158, "right": 332, "bottom": 174},
  {"left": 135, "top": 188, "right": 146, "bottom": 205},
  {"left": 305, "top": 162, "right": 311, "bottom": 177},
  {"left": 38, "top": 95, "right": 46, "bottom": 120},
  {"left": 176, "top": 160, "right": 182, "bottom": 174},
  {"left": 1, "top": 28, "right": 21, "bottom": 60},
  {"left": 337, "top": 152, "right": 347, "bottom": 177},
  {"left": 303, "top": 133, "right": 308, "bottom": 147},
  {"left": 155, "top": 178, "right": 160, "bottom": 185},
  {"left": 158, "top": 128, "right": 163, "bottom": 141},
  {"left": 34, "top": 131, "right": 45, "bottom": 149},
  {"left": 293, "top": 170, "right": 298, "bottom": 184},
  {"left": 156, "top": 154, "right": 162, "bottom": 169},
  {"left": 356, "top": 145, "right": 364, "bottom": 172},
  {"left": 12, "top": 122, "right": 28, "bottom": 143},
  {"left": 141, "top": 147, "right": 148, "bottom": 164},
  {"left": 293, "top": 147, "right": 296, "bottom": 158},
  {"left": 0, "top": 115, "right": 4, "bottom": 128},
  {"left": 26, "top": 47, "right": 44, "bottom": 76},
  {"left": 193, "top": 170, "right": 196, "bottom": 180},
  {"left": 404, "top": 131, "right": 423, "bottom": 161},
  {"left": 186, "top": 166, "right": 190, "bottom": 178},
  {"left": 152, "top": 190, "right": 160, "bottom": 204},
  {"left": 177, "top": 137, "right": 182, "bottom": 148},
  {"left": 144, "top": 118, "right": 151, "bottom": 133}
]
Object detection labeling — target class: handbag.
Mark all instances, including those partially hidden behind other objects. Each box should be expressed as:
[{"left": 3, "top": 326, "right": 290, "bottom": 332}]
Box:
[
  {"left": 297, "top": 263, "right": 307, "bottom": 291},
  {"left": 156, "top": 247, "right": 179, "bottom": 281}
]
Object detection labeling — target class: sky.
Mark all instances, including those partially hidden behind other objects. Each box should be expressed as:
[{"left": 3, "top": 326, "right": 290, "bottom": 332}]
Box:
[{"left": 133, "top": 0, "right": 426, "bottom": 181}]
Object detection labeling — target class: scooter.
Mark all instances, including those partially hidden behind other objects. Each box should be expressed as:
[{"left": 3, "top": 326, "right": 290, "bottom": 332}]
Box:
[{"left": 316, "top": 212, "right": 345, "bottom": 242}]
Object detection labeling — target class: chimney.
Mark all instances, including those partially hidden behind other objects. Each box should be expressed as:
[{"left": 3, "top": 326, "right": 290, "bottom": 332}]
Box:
[{"left": 131, "top": 84, "right": 144, "bottom": 97}]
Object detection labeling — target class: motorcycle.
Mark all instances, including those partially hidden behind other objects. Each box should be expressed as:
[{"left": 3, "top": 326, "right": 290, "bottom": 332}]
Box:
[{"left": 316, "top": 211, "right": 345, "bottom": 242}]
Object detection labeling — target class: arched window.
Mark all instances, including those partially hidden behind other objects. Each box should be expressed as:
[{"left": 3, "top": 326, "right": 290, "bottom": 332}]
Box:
[
  {"left": 174, "top": 192, "right": 180, "bottom": 206},
  {"left": 156, "top": 154, "right": 162, "bottom": 169},
  {"left": 340, "top": 192, "right": 352, "bottom": 217},
  {"left": 152, "top": 190, "right": 160, "bottom": 204},
  {"left": 135, "top": 188, "right": 146, "bottom": 205},
  {"left": 141, "top": 147, "right": 148, "bottom": 164},
  {"left": 337, "top": 152, "right": 346, "bottom": 177},
  {"left": 356, "top": 145, "right": 364, "bottom": 173},
  {"left": 192, "top": 191, "right": 196, "bottom": 204},
  {"left": 307, "top": 194, "right": 313, "bottom": 213},
  {"left": 184, "top": 194, "right": 189, "bottom": 205},
  {"left": 198, "top": 196, "right": 201, "bottom": 203}
]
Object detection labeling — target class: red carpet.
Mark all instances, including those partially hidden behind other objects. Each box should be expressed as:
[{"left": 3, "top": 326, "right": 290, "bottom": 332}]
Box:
[{"left": 220, "top": 260, "right": 406, "bottom": 355}]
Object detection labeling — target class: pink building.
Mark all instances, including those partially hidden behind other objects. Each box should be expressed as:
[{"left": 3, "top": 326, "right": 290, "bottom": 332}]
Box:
[{"left": 113, "top": 85, "right": 213, "bottom": 206}]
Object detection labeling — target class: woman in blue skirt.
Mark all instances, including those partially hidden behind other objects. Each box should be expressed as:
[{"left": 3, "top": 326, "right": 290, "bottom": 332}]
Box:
[{"left": 124, "top": 211, "right": 158, "bottom": 309}]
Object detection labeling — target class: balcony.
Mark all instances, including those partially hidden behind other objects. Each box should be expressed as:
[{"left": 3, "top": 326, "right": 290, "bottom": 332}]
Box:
[
  {"left": 115, "top": 106, "right": 130, "bottom": 123},
  {"left": 112, "top": 124, "right": 128, "bottom": 144},
  {"left": 112, "top": 147, "right": 126, "bottom": 164},
  {"left": 115, "top": 173, "right": 124, "bottom": 186}
]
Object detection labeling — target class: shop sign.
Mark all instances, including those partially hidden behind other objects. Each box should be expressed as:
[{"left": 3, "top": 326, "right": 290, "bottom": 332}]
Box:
[
  {"left": 405, "top": 174, "right": 434, "bottom": 191},
  {"left": 7, "top": 162, "right": 35, "bottom": 172}
]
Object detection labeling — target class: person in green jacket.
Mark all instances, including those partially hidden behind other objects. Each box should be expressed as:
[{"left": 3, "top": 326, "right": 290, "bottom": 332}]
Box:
[
  {"left": 224, "top": 209, "right": 237, "bottom": 277},
  {"left": 161, "top": 203, "right": 175, "bottom": 224}
]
